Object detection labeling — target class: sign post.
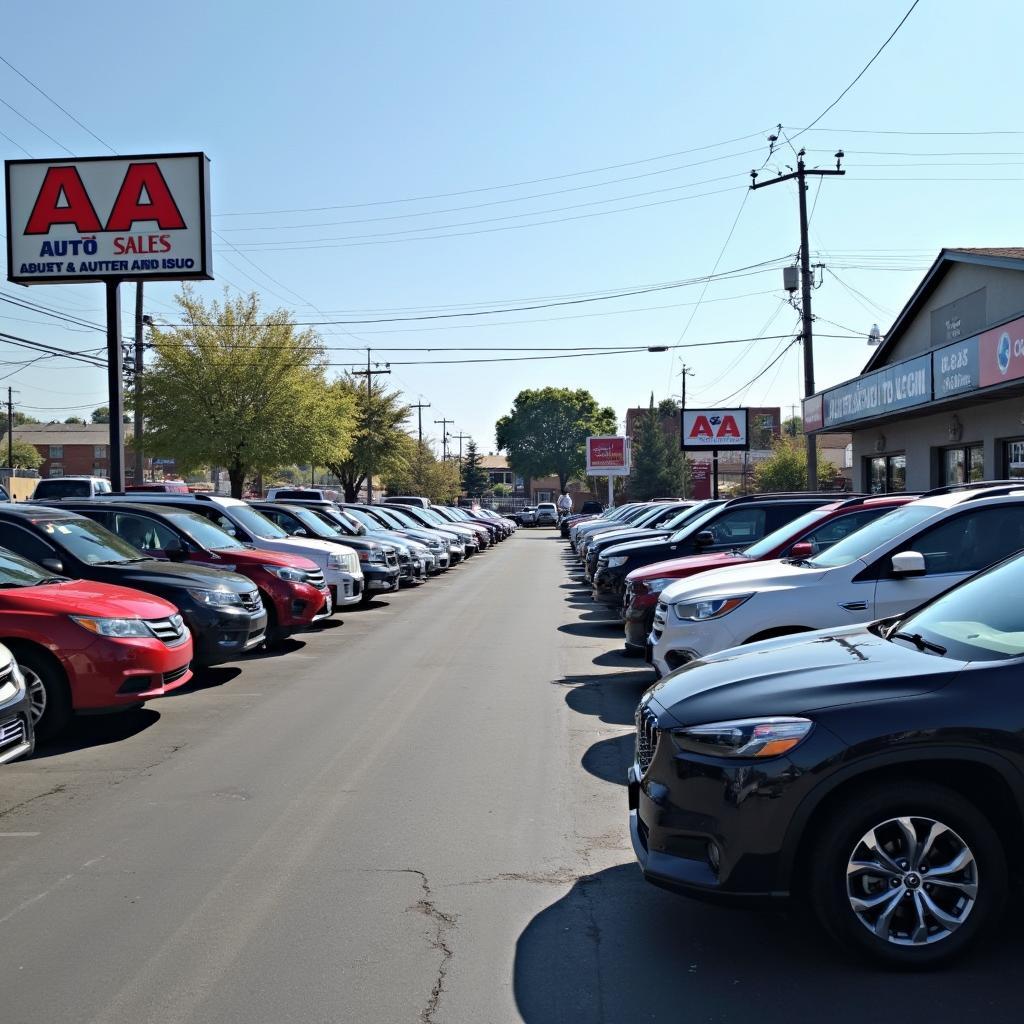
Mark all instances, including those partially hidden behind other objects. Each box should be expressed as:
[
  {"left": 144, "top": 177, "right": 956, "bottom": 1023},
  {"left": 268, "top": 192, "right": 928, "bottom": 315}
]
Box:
[
  {"left": 5, "top": 152, "right": 213, "bottom": 490},
  {"left": 586, "top": 435, "right": 631, "bottom": 509},
  {"left": 681, "top": 409, "right": 749, "bottom": 498}
]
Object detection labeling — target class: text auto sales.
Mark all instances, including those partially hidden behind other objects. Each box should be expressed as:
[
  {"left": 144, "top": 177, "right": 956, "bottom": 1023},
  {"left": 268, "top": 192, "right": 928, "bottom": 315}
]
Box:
[{"left": 20, "top": 236, "right": 194, "bottom": 276}]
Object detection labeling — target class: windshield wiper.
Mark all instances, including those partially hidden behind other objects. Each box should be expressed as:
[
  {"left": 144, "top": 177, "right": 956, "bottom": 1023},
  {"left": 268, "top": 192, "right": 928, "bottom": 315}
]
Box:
[
  {"left": 890, "top": 630, "right": 947, "bottom": 655},
  {"left": 35, "top": 577, "right": 65, "bottom": 585}
]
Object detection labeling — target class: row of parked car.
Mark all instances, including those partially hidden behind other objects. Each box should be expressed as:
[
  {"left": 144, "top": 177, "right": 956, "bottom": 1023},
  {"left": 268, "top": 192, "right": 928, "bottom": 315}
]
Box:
[
  {"left": 563, "top": 482, "right": 1024, "bottom": 966},
  {"left": 0, "top": 490, "right": 516, "bottom": 757}
]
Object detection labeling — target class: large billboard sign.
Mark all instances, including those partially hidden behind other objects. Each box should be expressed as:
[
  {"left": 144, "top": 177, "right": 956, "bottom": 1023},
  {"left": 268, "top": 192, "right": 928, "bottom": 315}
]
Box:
[
  {"left": 5, "top": 152, "right": 212, "bottom": 284},
  {"left": 682, "top": 408, "right": 749, "bottom": 450},
  {"left": 586, "top": 435, "right": 631, "bottom": 476}
]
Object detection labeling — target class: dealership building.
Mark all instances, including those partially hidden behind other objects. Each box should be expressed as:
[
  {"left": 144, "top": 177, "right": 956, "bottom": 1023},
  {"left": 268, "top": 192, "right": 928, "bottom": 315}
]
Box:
[{"left": 803, "top": 248, "right": 1024, "bottom": 492}]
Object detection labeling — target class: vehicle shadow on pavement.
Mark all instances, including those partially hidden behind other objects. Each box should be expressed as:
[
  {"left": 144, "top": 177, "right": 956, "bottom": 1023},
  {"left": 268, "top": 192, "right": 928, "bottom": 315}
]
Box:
[
  {"left": 256, "top": 638, "right": 307, "bottom": 659},
  {"left": 513, "top": 863, "right": 1024, "bottom": 1024},
  {"left": 581, "top": 734, "right": 634, "bottom": 786},
  {"left": 172, "top": 666, "right": 244, "bottom": 695},
  {"left": 30, "top": 707, "right": 161, "bottom": 760},
  {"left": 562, "top": 674, "right": 649, "bottom": 726},
  {"left": 558, "top": 620, "right": 625, "bottom": 637}
]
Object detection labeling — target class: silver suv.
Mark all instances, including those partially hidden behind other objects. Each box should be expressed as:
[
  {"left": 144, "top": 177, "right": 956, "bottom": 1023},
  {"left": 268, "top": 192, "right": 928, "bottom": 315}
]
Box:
[{"left": 535, "top": 502, "right": 558, "bottom": 527}]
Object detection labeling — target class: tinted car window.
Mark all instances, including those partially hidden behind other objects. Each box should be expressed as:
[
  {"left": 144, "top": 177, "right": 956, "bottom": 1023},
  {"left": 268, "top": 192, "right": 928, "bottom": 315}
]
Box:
[
  {"left": 163, "top": 511, "right": 244, "bottom": 550},
  {"left": 804, "top": 508, "right": 887, "bottom": 551},
  {"left": 809, "top": 504, "right": 938, "bottom": 568},
  {"left": 0, "top": 524, "right": 58, "bottom": 564},
  {"left": 0, "top": 546, "right": 51, "bottom": 585},
  {"left": 34, "top": 517, "right": 141, "bottom": 564},
  {"left": 34, "top": 480, "right": 91, "bottom": 498},
  {"left": 108, "top": 512, "right": 179, "bottom": 553},
  {"left": 704, "top": 507, "right": 766, "bottom": 544},
  {"left": 900, "top": 506, "right": 1024, "bottom": 576}
]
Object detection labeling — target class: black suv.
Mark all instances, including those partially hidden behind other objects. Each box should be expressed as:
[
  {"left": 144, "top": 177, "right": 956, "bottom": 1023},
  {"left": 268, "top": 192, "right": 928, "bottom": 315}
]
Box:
[
  {"left": 630, "top": 545, "right": 1024, "bottom": 966},
  {"left": 591, "top": 493, "right": 839, "bottom": 607},
  {"left": 0, "top": 505, "right": 266, "bottom": 665}
]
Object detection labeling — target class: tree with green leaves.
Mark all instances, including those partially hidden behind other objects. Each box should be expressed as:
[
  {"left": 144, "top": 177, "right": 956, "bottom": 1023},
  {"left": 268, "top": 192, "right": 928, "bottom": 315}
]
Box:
[
  {"left": 7, "top": 438, "right": 43, "bottom": 471},
  {"left": 754, "top": 436, "right": 838, "bottom": 491},
  {"left": 140, "top": 289, "right": 356, "bottom": 498},
  {"left": 325, "top": 375, "right": 412, "bottom": 502},
  {"left": 63, "top": 416, "right": 86, "bottom": 425},
  {"left": 460, "top": 439, "right": 488, "bottom": 497},
  {"left": 495, "top": 387, "right": 616, "bottom": 492},
  {"left": 382, "top": 439, "right": 460, "bottom": 503},
  {"left": 630, "top": 394, "right": 685, "bottom": 499}
]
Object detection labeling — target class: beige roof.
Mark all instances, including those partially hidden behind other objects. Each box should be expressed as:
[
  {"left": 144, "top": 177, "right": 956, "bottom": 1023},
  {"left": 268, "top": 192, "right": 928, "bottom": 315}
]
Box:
[
  {"left": 479, "top": 454, "right": 510, "bottom": 469},
  {"left": 13, "top": 422, "right": 129, "bottom": 446}
]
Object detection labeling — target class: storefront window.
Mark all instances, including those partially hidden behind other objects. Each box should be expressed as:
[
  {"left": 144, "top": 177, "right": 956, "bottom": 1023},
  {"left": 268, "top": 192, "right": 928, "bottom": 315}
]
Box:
[
  {"left": 867, "top": 454, "right": 906, "bottom": 493},
  {"left": 1004, "top": 439, "right": 1024, "bottom": 480},
  {"left": 941, "top": 444, "right": 984, "bottom": 485}
]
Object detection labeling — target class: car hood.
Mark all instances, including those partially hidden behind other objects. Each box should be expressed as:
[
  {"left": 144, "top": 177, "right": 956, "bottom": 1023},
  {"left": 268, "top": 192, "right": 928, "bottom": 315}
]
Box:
[
  {"left": 604, "top": 534, "right": 680, "bottom": 558},
  {"left": 647, "top": 624, "right": 962, "bottom": 725},
  {"left": 660, "top": 557, "right": 826, "bottom": 603},
  {"left": 92, "top": 559, "right": 254, "bottom": 592},
  {"left": 627, "top": 551, "right": 746, "bottom": 583},
  {"left": 0, "top": 579, "right": 180, "bottom": 617},
  {"left": 222, "top": 547, "right": 319, "bottom": 571},
  {"left": 251, "top": 535, "right": 356, "bottom": 561},
  {"left": 593, "top": 527, "right": 672, "bottom": 549}
]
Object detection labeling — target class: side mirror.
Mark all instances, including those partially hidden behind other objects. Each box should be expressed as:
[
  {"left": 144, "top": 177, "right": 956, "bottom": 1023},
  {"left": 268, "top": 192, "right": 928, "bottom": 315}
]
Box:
[
  {"left": 694, "top": 530, "right": 715, "bottom": 548},
  {"left": 891, "top": 551, "right": 926, "bottom": 577},
  {"left": 40, "top": 557, "right": 63, "bottom": 574},
  {"left": 789, "top": 541, "right": 814, "bottom": 559},
  {"left": 293, "top": 528, "right": 307, "bottom": 537},
  {"left": 165, "top": 542, "right": 189, "bottom": 562}
]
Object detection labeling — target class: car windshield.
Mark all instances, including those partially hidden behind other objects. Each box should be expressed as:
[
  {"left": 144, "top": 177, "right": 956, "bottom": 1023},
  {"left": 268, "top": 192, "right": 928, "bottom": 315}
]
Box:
[
  {"left": 742, "top": 507, "right": 832, "bottom": 559},
  {"left": 668, "top": 503, "right": 727, "bottom": 543},
  {"left": 283, "top": 506, "right": 341, "bottom": 538},
  {"left": 662, "top": 504, "right": 707, "bottom": 530},
  {"left": 334, "top": 509, "right": 367, "bottom": 534},
  {"left": 895, "top": 552, "right": 1024, "bottom": 661},
  {"left": 36, "top": 516, "right": 145, "bottom": 564},
  {"left": 347, "top": 507, "right": 384, "bottom": 531},
  {"left": 0, "top": 547, "right": 55, "bottom": 586},
  {"left": 164, "top": 510, "right": 244, "bottom": 550},
  {"left": 34, "top": 479, "right": 93, "bottom": 498},
  {"left": 228, "top": 505, "right": 289, "bottom": 539},
  {"left": 808, "top": 503, "right": 938, "bottom": 568},
  {"left": 377, "top": 506, "right": 417, "bottom": 528}
]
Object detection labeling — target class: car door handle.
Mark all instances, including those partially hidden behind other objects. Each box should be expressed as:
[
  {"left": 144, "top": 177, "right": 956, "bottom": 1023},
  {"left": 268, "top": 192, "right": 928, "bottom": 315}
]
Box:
[{"left": 840, "top": 600, "right": 869, "bottom": 611}]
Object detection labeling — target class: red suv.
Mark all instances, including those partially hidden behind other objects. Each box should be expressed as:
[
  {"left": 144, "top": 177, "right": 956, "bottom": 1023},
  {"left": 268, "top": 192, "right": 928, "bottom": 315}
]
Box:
[
  {"left": 57, "top": 501, "right": 332, "bottom": 647},
  {"left": 622, "top": 494, "right": 915, "bottom": 654},
  {"left": 0, "top": 546, "right": 194, "bottom": 739}
]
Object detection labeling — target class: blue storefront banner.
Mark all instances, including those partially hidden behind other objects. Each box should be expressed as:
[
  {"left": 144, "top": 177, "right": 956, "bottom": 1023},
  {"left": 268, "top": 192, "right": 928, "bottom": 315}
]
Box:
[
  {"left": 932, "top": 336, "right": 980, "bottom": 399},
  {"left": 823, "top": 353, "right": 932, "bottom": 428}
]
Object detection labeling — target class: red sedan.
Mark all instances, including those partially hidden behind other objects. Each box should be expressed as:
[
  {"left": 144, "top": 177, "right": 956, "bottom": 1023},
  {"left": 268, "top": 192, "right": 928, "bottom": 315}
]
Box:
[
  {"left": 0, "top": 547, "right": 194, "bottom": 739},
  {"left": 622, "top": 494, "right": 914, "bottom": 654}
]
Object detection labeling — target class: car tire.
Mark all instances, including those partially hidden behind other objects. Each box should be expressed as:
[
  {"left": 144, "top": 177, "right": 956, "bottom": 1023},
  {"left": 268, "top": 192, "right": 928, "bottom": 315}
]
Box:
[
  {"left": 808, "top": 781, "right": 1006, "bottom": 966},
  {"left": 15, "top": 646, "right": 72, "bottom": 741}
]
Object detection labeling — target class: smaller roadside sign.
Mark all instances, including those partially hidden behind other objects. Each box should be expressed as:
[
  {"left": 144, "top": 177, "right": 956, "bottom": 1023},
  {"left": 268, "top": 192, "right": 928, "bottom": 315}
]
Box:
[
  {"left": 586, "top": 435, "right": 631, "bottom": 476},
  {"left": 681, "top": 409, "right": 749, "bottom": 450}
]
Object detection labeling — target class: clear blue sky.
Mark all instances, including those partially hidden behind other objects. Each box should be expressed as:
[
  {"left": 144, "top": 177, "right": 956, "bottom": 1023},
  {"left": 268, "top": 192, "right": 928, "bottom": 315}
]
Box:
[{"left": 1, "top": 1, "right": 1022, "bottom": 452}]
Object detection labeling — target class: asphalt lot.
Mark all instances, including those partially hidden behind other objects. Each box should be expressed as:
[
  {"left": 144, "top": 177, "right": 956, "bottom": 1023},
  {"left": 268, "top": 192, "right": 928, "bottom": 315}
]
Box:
[{"left": 1, "top": 528, "right": 1022, "bottom": 1023}]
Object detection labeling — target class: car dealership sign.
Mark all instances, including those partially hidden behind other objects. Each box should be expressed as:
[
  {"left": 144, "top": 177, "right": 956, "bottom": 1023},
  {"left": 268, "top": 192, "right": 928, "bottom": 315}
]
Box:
[
  {"left": 682, "top": 408, "right": 749, "bottom": 450},
  {"left": 5, "top": 152, "right": 212, "bottom": 284},
  {"left": 586, "top": 435, "right": 631, "bottom": 476}
]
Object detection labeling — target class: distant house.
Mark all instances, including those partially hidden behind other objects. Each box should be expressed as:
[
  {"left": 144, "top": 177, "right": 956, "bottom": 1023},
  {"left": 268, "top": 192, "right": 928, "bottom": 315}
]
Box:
[{"left": 480, "top": 453, "right": 600, "bottom": 509}]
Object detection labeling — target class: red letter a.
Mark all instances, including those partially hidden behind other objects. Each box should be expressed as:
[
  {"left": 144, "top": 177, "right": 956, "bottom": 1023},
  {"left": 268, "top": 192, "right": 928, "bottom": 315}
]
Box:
[
  {"left": 689, "top": 415, "right": 713, "bottom": 438},
  {"left": 717, "top": 416, "right": 741, "bottom": 438},
  {"left": 24, "top": 166, "right": 103, "bottom": 234},
  {"left": 105, "top": 162, "right": 186, "bottom": 231}
]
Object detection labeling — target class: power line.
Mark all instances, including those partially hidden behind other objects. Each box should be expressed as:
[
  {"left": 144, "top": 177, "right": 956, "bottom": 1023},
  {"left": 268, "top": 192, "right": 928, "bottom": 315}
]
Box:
[
  {"left": 793, "top": 0, "right": 922, "bottom": 138},
  {"left": 214, "top": 128, "right": 774, "bottom": 217},
  {"left": 0, "top": 93, "right": 73, "bottom": 154}
]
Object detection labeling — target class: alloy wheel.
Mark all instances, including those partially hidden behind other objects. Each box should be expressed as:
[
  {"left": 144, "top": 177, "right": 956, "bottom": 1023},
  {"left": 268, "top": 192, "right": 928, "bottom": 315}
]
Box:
[
  {"left": 23, "top": 666, "right": 47, "bottom": 725},
  {"left": 846, "top": 815, "right": 978, "bottom": 946}
]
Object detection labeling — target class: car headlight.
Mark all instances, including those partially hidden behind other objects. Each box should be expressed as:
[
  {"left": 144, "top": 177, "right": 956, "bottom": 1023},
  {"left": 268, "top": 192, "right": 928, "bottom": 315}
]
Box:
[
  {"left": 606, "top": 555, "right": 628, "bottom": 568},
  {"left": 71, "top": 615, "right": 156, "bottom": 637},
  {"left": 187, "top": 589, "right": 242, "bottom": 607},
  {"left": 672, "top": 594, "right": 752, "bottom": 621},
  {"left": 644, "top": 577, "right": 677, "bottom": 595},
  {"left": 358, "top": 548, "right": 386, "bottom": 563},
  {"left": 673, "top": 717, "right": 813, "bottom": 759},
  {"left": 263, "top": 564, "right": 309, "bottom": 583}
]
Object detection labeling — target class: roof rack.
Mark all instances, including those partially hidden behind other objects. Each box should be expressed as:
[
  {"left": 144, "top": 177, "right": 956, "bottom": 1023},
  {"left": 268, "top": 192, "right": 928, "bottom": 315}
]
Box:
[
  {"left": 722, "top": 491, "right": 866, "bottom": 505},
  {"left": 833, "top": 491, "right": 923, "bottom": 509},
  {"left": 921, "top": 479, "right": 1024, "bottom": 497}
]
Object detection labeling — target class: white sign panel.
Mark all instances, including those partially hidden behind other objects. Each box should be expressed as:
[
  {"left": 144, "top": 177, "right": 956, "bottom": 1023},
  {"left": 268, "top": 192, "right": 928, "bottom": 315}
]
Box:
[
  {"left": 5, "top": 152, "right": 212, "bottom": 284},
  {"left": 681, "top": 408, "right": 749, "bottom": 450}
]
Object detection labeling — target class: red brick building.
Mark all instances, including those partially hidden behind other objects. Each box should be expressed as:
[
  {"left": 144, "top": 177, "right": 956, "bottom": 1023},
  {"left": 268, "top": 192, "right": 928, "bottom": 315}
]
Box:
[{"left": 12, "top": 422, "right": 168, "bottom": 481}]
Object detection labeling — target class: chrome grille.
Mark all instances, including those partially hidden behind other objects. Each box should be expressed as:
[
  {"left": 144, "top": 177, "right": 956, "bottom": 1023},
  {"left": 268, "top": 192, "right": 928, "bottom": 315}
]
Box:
[
  {"left": 306, "top": 568, "right": 326, "bottom": 590},
  {"left": 385, "top": 550, "right": 399, "bottom": 568},
  {"left": 147, "top": 614, "right": 188, "bottom": 646},
  {"left": 162, "top": 664, "right": 190, "bottom": 686},
  {"left": 635, "top": 703, "right": 660, "bottom": 777},
  {"left": 240, "top": 590, "right": 263, "bottom": 613},
  {"left": 652, "top": 602, "right": 668, "bottom": 642},
  {"left": 0, "top": 716, "right": 25, "bottom": 750}
]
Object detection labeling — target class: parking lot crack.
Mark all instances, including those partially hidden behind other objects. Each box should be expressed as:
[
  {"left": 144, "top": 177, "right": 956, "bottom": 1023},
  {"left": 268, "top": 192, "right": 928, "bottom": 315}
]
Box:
[{"left": 0, "top": 783, "right": 66, "bottom": 819}]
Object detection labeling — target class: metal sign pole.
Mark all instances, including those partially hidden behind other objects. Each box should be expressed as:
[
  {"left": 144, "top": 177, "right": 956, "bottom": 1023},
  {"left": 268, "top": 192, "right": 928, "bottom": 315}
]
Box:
[
  {"left": 712, "top": 448, "right": 719, "bottom": 499},
  {"left": 105, "top": 280, "right": 125, "bottom": 491},
  {"left": 607, "top": 475, "right": 614, "bottom": 509}
]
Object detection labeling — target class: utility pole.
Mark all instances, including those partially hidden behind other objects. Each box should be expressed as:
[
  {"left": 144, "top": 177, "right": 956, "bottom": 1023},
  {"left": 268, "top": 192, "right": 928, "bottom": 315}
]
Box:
[
  {"left": 751, "top": 148, "right": 844, "bottom": 490},
  {"left": 133, "top": 283, "right": 146, "bottom": 484},
  {"left": 679, "top": 365, "right": 695, "bottom": 499},
  {"left": 452, "top": 432, "right": 470, "bottom": 464},
  {"left": 351, "top": 348, "right": 391, "bottom": 503},
  {"left": 434, "top": 418, "right": 454, "bottom": 460},
  {"left": 409, "top": 401, "right": 431, "bottom": 445},
  {"left": 6, "top": 387, "right": 13, "bottom": 470}
]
